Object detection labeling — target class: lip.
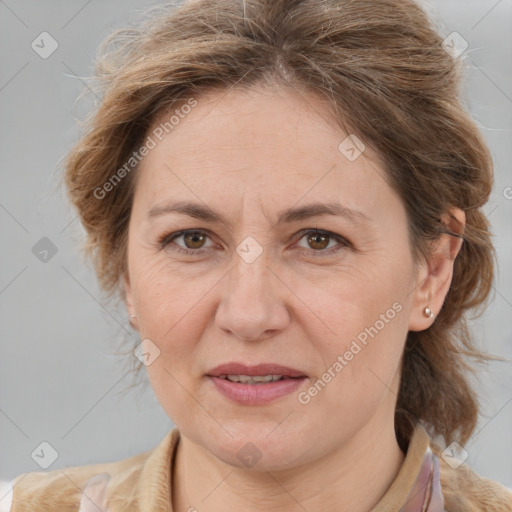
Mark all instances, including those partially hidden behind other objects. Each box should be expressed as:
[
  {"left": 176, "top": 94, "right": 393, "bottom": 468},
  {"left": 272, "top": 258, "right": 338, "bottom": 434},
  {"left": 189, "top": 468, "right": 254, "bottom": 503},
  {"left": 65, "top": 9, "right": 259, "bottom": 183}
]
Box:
[
  {"left": 206, "top": 362, "right": 308, "bottom": 405},
  {"left": 206, "top": 362, "right": 307, "bottom": 378},
  {"left": 207, "top": 375, "right": 308, "bottom": 405},
  {"left": 205, "top": 362, "right": 308, "bottom": 406}
]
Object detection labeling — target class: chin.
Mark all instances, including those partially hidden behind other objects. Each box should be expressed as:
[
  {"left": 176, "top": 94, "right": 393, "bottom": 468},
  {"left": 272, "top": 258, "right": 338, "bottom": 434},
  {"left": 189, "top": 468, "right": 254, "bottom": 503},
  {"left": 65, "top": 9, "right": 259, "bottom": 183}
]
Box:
[{"left": 203, "top": 426, "right": 312, "bottom": 472}]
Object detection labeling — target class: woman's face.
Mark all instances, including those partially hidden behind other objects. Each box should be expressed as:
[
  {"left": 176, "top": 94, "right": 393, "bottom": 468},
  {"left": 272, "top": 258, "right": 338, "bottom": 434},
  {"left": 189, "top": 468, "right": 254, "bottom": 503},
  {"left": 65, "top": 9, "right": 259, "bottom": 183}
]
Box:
[{"left": 124, "top": 85, "right": 427, "bottom": 470}]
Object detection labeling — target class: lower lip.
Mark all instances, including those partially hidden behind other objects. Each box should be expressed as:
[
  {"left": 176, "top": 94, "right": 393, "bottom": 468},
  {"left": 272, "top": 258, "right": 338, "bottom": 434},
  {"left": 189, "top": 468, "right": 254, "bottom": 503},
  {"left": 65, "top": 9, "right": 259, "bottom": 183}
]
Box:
[{"left": 207, "top": 376, "right": 307, "bottom": 405}]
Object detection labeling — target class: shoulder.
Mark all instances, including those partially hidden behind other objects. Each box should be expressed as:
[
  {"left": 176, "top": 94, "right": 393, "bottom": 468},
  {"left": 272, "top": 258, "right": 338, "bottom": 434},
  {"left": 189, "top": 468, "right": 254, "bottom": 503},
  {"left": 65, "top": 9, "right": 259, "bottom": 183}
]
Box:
[
  {"left": 8, "top": 428, "right": 179, "bottom": 512},
  {"left": 9, "top": 449, "right": 150, "bottom": 512},
  {"left": 432, "top": 444, "right": 512, "bottom": 512}
]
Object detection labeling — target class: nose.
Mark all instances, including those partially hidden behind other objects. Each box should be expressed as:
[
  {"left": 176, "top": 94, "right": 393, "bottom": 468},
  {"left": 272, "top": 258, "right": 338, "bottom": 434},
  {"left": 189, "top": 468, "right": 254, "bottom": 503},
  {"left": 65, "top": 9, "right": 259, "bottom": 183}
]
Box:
[{"left": 214, "top": 246, "right": 290, "bottom": 342}]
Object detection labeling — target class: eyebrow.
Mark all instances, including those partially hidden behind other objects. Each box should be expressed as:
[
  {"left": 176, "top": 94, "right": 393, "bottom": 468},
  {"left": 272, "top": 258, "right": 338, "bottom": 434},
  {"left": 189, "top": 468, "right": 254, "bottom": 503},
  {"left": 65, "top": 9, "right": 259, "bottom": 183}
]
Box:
[{"left": 146, "top": 200, "right": 371, "bottom": 226}]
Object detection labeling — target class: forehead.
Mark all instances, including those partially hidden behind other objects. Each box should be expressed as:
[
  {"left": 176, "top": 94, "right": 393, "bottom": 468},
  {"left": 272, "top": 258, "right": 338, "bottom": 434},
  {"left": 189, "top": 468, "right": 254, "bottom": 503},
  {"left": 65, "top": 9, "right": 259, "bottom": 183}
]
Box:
[
  {"left": 133, "top": 85, "right": 400, "bottom": 226},
  {"left": 144, "top": 84, "right": 383, "bottom": 165}
]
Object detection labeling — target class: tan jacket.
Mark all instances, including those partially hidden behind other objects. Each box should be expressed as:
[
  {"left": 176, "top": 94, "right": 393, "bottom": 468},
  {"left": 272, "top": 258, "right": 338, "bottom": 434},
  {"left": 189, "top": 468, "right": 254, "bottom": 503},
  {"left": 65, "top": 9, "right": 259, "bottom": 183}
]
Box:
[{"left": 7, "top": 424, "right": 512, "bottom": 511}]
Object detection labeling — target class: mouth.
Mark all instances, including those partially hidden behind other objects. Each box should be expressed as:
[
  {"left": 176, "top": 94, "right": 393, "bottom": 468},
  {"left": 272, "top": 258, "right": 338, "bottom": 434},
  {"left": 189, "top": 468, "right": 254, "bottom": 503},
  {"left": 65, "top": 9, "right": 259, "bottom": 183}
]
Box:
[
  {"left": 206, "top": 375, "right": 308, "bottom": 405},
  {"left": 206, "top": 362, "right": 308, "bottom": 379},
  {"left": 214, "top": 374, "right": 304, "bottom": 384},
  {"left": 205, "top": 363, "right": 308, "bottom": 405}
]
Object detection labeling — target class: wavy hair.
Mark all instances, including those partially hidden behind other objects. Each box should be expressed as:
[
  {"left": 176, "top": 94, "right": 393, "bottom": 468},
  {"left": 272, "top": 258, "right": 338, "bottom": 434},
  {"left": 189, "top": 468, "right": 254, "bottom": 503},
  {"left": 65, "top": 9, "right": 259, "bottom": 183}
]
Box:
[{"left": 63, "top": 0, "right": 500, "bottom": 451}]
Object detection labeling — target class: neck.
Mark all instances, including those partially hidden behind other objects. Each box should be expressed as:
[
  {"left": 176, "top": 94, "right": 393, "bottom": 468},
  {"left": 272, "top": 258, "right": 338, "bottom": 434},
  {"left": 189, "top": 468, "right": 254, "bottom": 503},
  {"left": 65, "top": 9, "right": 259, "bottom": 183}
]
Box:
[{"left": 171, "top": 417, "right": 406, "bottom": 512}]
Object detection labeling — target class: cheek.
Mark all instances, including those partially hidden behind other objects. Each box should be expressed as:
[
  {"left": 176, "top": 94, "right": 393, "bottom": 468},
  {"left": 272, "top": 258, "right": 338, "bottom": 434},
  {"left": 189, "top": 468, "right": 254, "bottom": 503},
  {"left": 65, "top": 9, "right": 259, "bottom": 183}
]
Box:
[
  {"left": 134, "top": 262, "right": 210, "bottom": 421},
  {"left": 294, "top": 306, "right": 407, "bottom": 439},
  {"left": 293, "top": 256, "right": 411, "bottom": 351},
  {"left": 131, "top": 255, "right": 197, "bottom": 326},
  {"left": 295, "top": 260, "right": 411, "bottom": 404},
  {"left": 130, "top": 255, "right": 219, "bottom": 366}
]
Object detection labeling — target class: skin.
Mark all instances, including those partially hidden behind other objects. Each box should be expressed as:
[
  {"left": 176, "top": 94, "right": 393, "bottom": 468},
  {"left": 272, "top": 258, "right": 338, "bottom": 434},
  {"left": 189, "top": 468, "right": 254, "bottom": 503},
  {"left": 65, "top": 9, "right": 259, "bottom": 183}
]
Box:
[{"left": 124, "top": 84, "right": 465, "bottom": 512}]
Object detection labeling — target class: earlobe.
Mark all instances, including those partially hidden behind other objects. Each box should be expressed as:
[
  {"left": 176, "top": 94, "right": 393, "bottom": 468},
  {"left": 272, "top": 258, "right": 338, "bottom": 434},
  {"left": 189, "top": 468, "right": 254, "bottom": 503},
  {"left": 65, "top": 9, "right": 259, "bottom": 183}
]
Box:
[
  {"left": 422, "top": 306, "right": 434, "bottom": 319},
  {"left": 408, "top": 207, "right": 465, "bottom": 332}
]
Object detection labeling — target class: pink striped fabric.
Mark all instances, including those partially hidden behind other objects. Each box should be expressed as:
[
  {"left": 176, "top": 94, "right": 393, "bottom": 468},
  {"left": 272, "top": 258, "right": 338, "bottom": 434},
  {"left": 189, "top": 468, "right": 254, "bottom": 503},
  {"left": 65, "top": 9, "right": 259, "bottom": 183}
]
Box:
[{"left": 400, "top": 446, "right": 445, "bottom": 511}]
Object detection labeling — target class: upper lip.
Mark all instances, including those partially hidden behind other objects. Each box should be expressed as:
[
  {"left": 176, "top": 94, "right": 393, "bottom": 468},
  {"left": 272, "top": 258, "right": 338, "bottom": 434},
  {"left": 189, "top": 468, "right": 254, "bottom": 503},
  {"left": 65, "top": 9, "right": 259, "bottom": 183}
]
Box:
[{"left": 207, "top": 362, "right": 307, "bottom": 378}]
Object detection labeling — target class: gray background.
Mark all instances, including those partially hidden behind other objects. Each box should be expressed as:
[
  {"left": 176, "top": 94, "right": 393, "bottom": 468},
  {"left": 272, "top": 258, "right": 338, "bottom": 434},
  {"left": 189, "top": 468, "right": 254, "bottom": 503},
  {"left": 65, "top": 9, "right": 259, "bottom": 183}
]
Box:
[{"left": 0, "top": 0, "right": 511, "bottom": 494}]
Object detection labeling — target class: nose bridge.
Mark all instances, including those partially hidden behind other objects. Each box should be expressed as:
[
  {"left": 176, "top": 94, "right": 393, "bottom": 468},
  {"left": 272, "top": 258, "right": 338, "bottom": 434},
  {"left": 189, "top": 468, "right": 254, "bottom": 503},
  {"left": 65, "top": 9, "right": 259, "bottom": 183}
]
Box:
[
  {"left": 229, "top": 239, "right": 273, "bottom": 307},
  {"left": 215, "top": 238, "right": 289, "bottom": 340}
]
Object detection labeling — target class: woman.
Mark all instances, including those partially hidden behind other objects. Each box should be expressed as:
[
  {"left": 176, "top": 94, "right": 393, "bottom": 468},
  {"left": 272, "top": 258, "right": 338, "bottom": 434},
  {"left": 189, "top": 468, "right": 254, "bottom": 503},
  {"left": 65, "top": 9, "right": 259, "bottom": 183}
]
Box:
[{"left": 7, "top": 0, "right": 512, "bottom": 510}]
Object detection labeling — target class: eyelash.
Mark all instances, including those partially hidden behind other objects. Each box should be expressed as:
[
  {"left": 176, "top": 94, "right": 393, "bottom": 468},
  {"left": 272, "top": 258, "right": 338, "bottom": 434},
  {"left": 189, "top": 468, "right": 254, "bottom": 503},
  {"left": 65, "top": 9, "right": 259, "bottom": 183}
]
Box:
[{"left": 157, "top": 228, "right": 353, "bottom": 257}]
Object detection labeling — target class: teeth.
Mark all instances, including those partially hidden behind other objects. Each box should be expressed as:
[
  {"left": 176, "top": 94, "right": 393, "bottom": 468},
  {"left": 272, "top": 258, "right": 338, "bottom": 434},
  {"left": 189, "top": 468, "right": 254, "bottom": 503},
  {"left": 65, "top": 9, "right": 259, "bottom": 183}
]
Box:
[{"left": 220, "top": 374, "right": 284, "bottom": 384}]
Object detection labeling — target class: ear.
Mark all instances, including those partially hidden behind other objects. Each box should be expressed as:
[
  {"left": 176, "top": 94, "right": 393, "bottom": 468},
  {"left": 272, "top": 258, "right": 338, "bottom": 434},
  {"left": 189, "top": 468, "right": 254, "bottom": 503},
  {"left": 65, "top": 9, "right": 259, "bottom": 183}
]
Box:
[
  {"left": 123, "top": 272, "right": 138, "bottom": 330},
  {"left": 408, "top": 207, "right": 465, "bottom": 332}
]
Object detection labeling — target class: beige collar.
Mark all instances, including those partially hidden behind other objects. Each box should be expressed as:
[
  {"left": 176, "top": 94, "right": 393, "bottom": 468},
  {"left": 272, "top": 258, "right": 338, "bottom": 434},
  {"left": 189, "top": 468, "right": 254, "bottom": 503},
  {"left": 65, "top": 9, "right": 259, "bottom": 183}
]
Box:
[{"left": 134, "top": 424, "right": 430, "bottom": 511}]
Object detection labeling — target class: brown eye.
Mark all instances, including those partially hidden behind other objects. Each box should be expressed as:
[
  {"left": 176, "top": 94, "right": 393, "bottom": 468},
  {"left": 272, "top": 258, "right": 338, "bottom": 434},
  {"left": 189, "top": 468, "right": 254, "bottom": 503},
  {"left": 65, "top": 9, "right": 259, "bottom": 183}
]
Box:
[
  {"left": 182, "top": 231, "right": 207, "bottom": 249},
  {"left": 307, "top": 231, "right": 330, "bottom": 250},
  {"left": 158, "top": 229, "right": 214, "bottom": 254},
  {"left": 294, "top": 228, "right": 352, "bottom": 256}
]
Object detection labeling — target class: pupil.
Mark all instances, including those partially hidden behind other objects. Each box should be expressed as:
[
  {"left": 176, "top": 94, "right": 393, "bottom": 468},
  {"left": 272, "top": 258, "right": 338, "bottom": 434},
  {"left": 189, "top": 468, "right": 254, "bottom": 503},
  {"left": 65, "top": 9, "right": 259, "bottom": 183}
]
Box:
[
  {"left": 183, "top": 232, "right": 330, "bottom": 251},
  {"left": 309, "top": 232, "right": 328, "bottom": 250},
  {"left": 185, "top": 232, "right": 204, "bottom": 248}
]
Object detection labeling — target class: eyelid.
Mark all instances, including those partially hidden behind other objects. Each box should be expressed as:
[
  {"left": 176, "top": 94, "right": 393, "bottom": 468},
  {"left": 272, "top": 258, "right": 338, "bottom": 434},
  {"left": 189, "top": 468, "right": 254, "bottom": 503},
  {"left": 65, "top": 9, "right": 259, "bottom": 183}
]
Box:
[
  {"left": 292, "top": 228, "right": 353, "bottom": 254},
  {"left": 158, "top": 229, "right": 216, "bottom": 252},
  {"left": 158, "top": 228, "right": 353, "bottom": 255}
]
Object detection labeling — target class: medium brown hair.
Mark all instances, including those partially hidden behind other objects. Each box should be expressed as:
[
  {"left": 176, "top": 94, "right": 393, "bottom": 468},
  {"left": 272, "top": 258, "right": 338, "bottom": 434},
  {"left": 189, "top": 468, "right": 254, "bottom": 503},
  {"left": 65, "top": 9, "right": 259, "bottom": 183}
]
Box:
[{"left": 64, "top": 0, "right": 499, "bottom": 451}]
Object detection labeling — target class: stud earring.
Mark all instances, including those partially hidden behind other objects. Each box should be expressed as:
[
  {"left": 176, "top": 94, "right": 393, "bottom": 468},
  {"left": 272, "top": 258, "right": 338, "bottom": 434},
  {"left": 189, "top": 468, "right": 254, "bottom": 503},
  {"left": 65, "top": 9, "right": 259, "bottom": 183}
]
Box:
[{"left": 423, "top": 307, "right": 434, "bottom": 319}]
